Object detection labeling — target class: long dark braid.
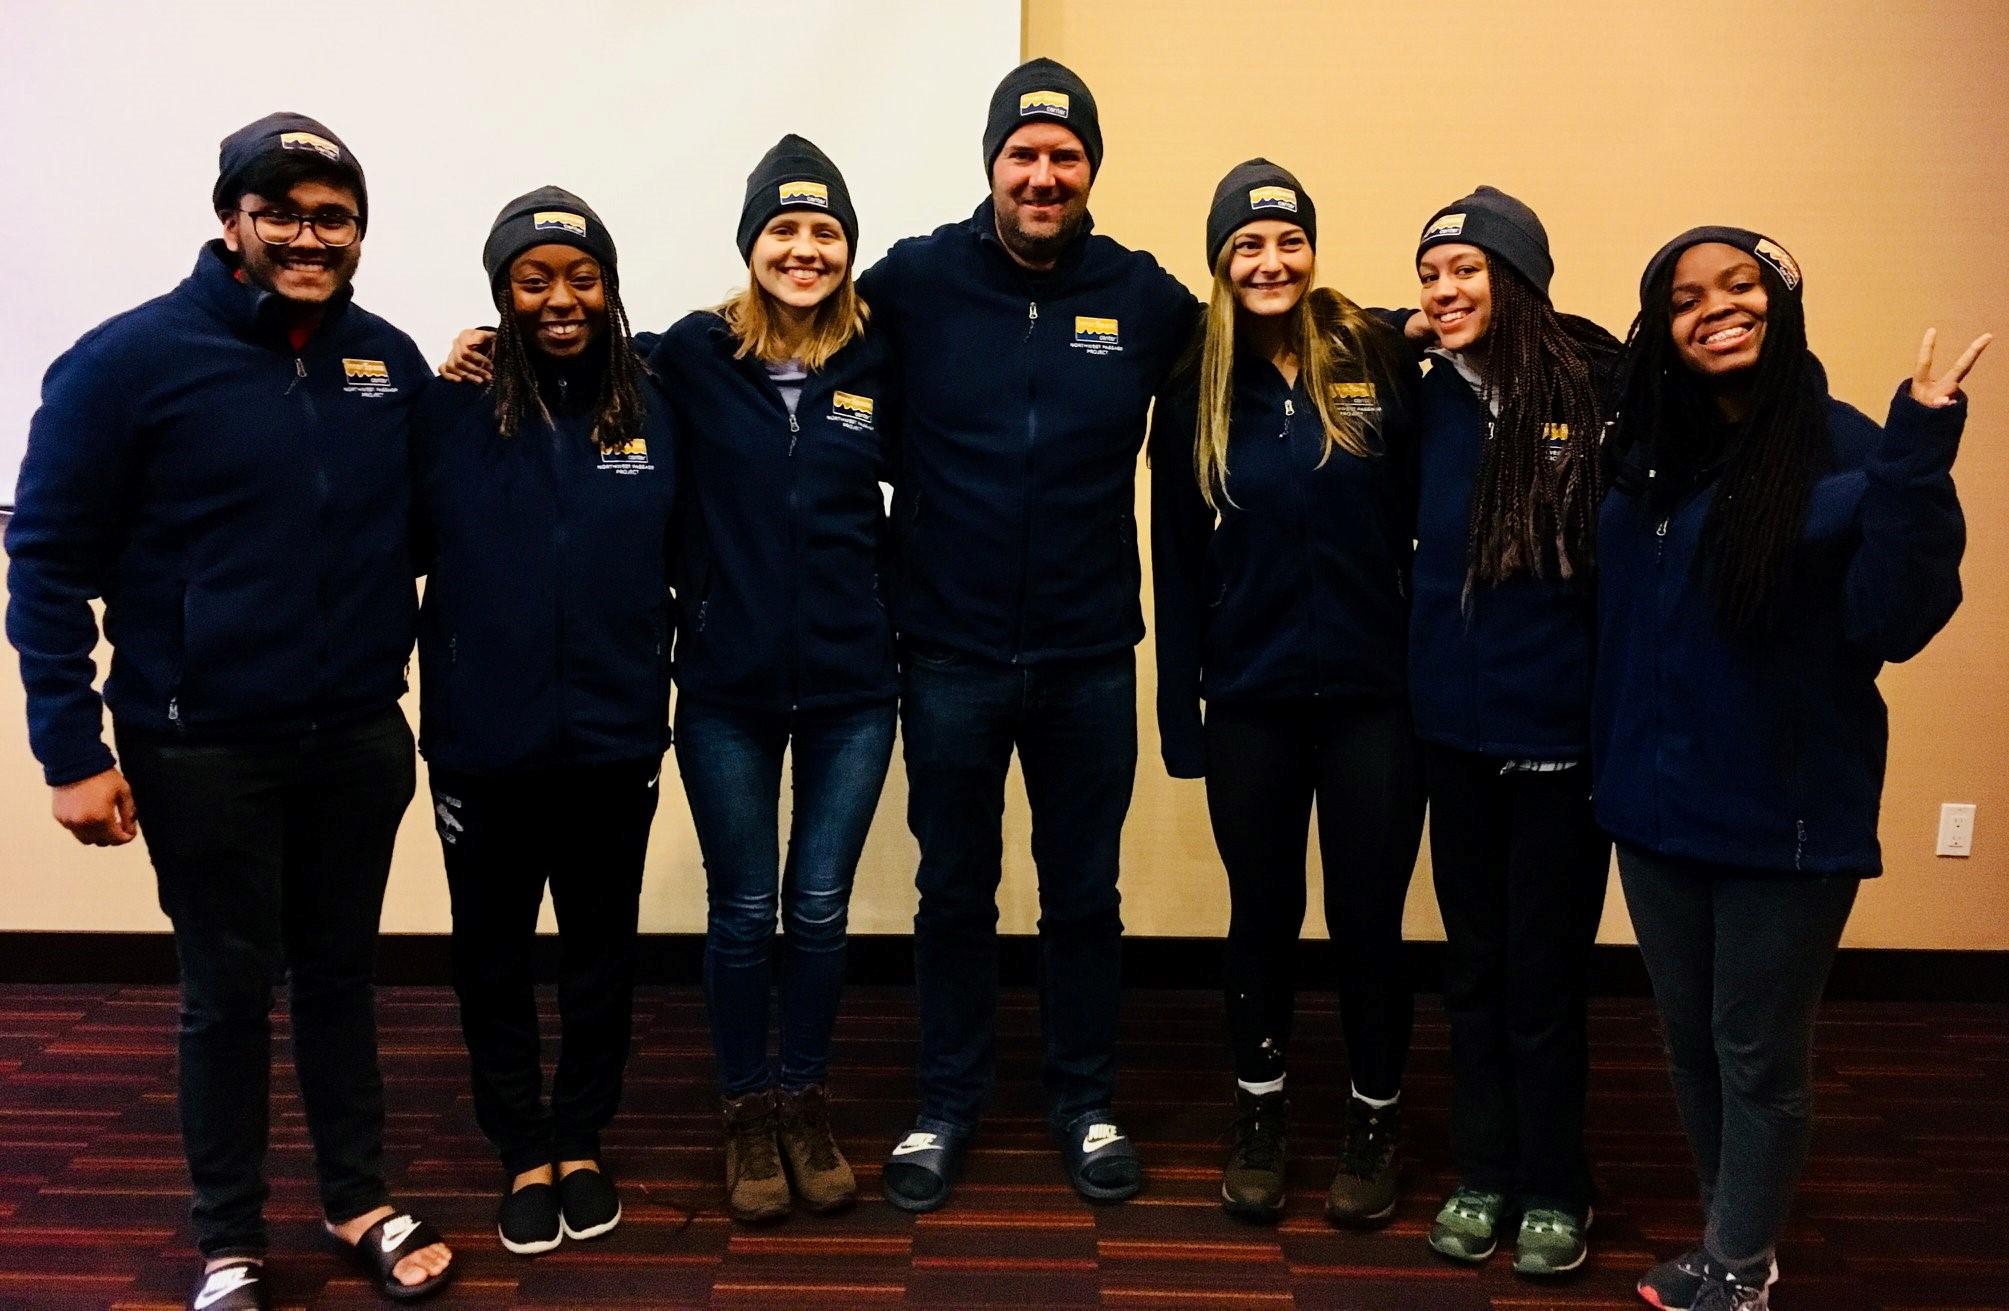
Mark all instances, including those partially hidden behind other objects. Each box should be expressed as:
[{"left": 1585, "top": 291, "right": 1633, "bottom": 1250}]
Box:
[
  {"left": 489, "top": 273, "right": 650, "bottom": 448},
  {"left": 1611, "top": 262, "right": 1825, "bottom": 632},
  {"left": 1462, "top": 262, "right": 1616, "bottom": 597}
]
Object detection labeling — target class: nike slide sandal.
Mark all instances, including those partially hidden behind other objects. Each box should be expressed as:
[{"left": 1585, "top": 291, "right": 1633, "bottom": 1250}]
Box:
[
  {"left": 331, "top": 1210, "right": 455, "bottom": 1302},
  {"left": 189, "top": 1259, "right": 269, "bottom": 1311},
  {"left": 881, "top": 1118, "right": 971, "bottom": 1214},
  {"left": 1057, "top": 1109, "right": 1141, "bottom": 1203}
]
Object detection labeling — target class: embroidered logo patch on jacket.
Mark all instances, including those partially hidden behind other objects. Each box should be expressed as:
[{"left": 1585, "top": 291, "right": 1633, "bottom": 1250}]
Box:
[{"left": 1072, "top": 316, "right": 1121, "bottom": 355}]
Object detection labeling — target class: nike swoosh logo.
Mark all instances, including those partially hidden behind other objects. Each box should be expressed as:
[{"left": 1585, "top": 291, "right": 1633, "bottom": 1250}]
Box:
[
  {"left": 195, "top": 1267, "right": 258, "bottom": 1309},
  {"left": 1081, "top": 1125, "right": 1125, "bottom": 1153},
  {"left": 891, "top": 1133, "right": 939, "bottom": 1156},
  {"left": 380, "top": 1214, "right": 419, "bottom": 1252}
]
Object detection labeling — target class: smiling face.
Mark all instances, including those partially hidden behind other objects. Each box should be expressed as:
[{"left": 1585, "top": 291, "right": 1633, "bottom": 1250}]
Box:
[
  {"left": 1416, "top": 242, "right": 1492, "bottom": 352},
  {"left": 222, "top": 179, "right": 363, "bottom": 305},
  {"left": 508, "top": 244, "right": 607, "bottom": 358},
  {"left": 1227, "top": 221, "right": 1313, "bottom": 318},
  {"left": 749, "top": 211, "right": 850, "bottom": 314},
  {"left": 1668, "top": 242, "right": 1769, "bottom": 380},
  {"left": 989, "top": 121, "right": 1093, "bottom": 267}
]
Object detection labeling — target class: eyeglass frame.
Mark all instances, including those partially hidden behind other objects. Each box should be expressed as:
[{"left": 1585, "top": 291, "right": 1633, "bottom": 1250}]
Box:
[{"left": 235, "top": 206, "right": 362, "bottom": 249}]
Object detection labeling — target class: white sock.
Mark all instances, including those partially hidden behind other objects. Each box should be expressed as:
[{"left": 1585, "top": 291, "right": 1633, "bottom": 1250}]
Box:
[
  {"left": 1237, "top": 1076, "right": 1285, "bottom": 1096},
  {"left": 1351, "top": 1084, "right": 1399, "bottom": 1109}
]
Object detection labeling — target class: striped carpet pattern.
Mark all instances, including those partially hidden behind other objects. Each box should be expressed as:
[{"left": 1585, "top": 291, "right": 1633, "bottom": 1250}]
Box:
[{"left": 0, "top": 983, "right": 2004, "bottom": 1309}]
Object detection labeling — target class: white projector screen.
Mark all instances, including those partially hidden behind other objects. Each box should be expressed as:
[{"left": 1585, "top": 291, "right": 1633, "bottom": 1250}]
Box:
[{"left": 0, "top": 0, "right": 1022, "bottom": 498}]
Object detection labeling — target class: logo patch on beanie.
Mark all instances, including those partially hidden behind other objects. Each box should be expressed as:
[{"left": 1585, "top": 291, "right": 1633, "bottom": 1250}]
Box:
[
  {"left": 533, "top": 211, "right": 588, "bottom": 236},
  {"left": 779, "top": 180, "right": 830, "bottom": 209},
  {"left": 828, "top": 391, "right": 875, "bottom": 432},
  {"left": 1422, "top": 212, "right": 1466, "bottom": 242},
  {"left": 1753, "top": 237, "right": 1802, "bottom": 291},
  {"left": 342, "top": 359, "right": 393, "bottom": 397},
  {"left": 1249, "top": 186, "right": 1298, "bottom": 213},
  {"left": 279, "top": 131, "right": 342, "bottom": 162},
  {"left": 1072, "top": 316, "right": 1121, "bottom": 355},
  {"left": 1020, "top": 89, "right": 1070, "bottom": 118}
]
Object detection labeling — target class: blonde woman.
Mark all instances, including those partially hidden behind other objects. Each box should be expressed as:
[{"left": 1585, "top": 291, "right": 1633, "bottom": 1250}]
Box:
[{"left": 1150, "top": 159, "right": 1424, "bottom": 1224}]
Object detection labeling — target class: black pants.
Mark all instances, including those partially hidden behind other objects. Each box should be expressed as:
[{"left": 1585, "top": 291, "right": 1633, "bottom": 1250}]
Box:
[
  {"left": 1203, "top": 697, "right": 1426, "bottom": 1099},
  {"left": 429, "top": 759, "right": 660, "bottom": 1175},
  {"left": 116, "top": 707, "right": 415, "bottom": 1259},
  {"left": 1425, "top": 746, "right": 1609, "bottom": 1211},
  {"left": 1617, "top": 844, "right": 1859, "bottom": 1266},
  {"left": 902, "top": 645, "right": 1137, "bottom": 1130}
]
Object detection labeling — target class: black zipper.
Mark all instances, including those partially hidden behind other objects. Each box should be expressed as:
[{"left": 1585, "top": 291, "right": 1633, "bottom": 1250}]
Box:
[{"left": 1010, "top": 299, "right": 1038, "bottom": 663}]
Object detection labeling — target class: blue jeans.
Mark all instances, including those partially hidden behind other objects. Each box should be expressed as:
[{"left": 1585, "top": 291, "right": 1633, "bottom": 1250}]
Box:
[
  {"left": 675, "top": 696, "right": 896, "bottom": 1097},
  {"left": 901, "top": 644, "right": 1137, "bottom": 1131}
]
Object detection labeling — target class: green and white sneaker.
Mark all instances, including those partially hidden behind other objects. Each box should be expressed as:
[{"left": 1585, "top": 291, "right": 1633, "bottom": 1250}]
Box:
[
  {"left": 1427, "top": 1186, "right": 1507, "bottom": 1262},
  {"left": 1512, "top": 1205, "right": 1592, "bottom": 1275}
]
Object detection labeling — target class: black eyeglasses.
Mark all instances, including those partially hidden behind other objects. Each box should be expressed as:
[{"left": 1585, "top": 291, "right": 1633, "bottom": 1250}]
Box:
[{"left": 239, "top": 207, "right": 360, "bottom": 248}]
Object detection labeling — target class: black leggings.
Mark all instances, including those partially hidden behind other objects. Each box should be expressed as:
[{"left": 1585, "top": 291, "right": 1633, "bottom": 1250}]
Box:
[
  {"left": 1425, "top": 746, "right": 1609, "bottom": 1210},
  {"left": 1203, "top": 697, "right": 1426, "bottom": 1099},
  {"left": 1617, "top": 844, "right": 1859, "bottom": 1266}
]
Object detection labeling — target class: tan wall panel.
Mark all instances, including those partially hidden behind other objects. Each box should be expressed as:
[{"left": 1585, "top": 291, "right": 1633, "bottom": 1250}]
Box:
[{"left": 4, "top": 0, "right": 2006, "bottom": 948}]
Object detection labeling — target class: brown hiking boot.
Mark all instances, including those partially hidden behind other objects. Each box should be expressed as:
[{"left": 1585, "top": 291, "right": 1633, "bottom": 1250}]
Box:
[
  {"left": 777, "top": 1085, "right": 857, "bottom": 1213},
  {"left": 1221, "top": 1089, "right": 1288, "bottom": 1220},
  {"left": 722, "top": 1090, "right": 790, "bottom": 1223},
  {"left": 1325, "top": 1095, "right": 1402, "bottom": 1226}
]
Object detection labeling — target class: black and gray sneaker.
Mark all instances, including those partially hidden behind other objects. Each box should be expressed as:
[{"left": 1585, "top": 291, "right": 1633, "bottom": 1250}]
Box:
[
  {"left": 1325, "top": 1096, "right": 1402, "bottom": 1225},
  {"left": 1221, "top": 1089, "right": 1288, "bottom": 1219},
  {"left": 497, "top": 1179, "right": 562, "bottom": 1256},
  {"left": 558, "top": 1165, "right": 621, "bottom": 1241},
  {"left": 1637, "top": 1248, "right": 1777, "bottom": 1311}
]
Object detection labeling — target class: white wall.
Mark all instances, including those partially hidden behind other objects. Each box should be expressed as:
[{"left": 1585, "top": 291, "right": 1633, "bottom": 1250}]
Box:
[{"left": 0, "top": 0, "right": 1021, "bottom": 496}]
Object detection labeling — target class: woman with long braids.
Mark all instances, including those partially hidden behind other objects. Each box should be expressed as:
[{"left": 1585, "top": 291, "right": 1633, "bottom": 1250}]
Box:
[
  {"left": 1598, "top": 227, "right": 1987, "bottom": 1311},
  {"left": 1405, "top": 187, "right": 1618, "bottom": 1275},
  {"left": 645, "top": 136, "right": 894, "bottom": 1224},
  {"left": 414, "top": 187, "right": 676, "bottom": 1255},
  {"left": 1152, "top": 159, "right": 1424, "bottom": 1225}
]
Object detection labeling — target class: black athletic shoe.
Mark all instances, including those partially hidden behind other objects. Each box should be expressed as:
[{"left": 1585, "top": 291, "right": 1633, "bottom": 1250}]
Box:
[
  {"left": 497, "top": 1180, "right": 562, "bottom": 1256},
  {"left": 558, "top": 1166, "right": 621, "bottom": 1241}
]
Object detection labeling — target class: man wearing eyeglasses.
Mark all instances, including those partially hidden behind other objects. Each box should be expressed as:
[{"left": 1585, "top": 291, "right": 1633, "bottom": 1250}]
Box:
[{"left": 4, "top": 112, "right": 454, "bottom": 1310}]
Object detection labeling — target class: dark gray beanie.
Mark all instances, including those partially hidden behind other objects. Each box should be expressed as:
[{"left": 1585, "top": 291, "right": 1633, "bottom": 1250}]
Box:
[
  {"left": 212, "top": 112, "right": 367, "bottom": 231},
  {"left": 982, "top": 57, "right": 1102, "bottom": 179},
  {"left": 1638, "top": 225, "right": 1804, "bottom": 306},
  {"left": 1417, "top": 185, "right": 1553, "bottom": 298},
  {"left": 736, "top": 135, "right": 859, "bottom": 261},
  {"left": 1206, "top": 159, "right": 1315, "bottom": 268},
  {"left": 482, "top": 187, "right": 617, "bottom": 286}
]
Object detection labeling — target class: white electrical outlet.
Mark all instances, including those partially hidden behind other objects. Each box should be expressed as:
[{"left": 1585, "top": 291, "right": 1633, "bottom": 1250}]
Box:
[{"left": 1936, "top": 803, "right": 1976, "bottom": 857}]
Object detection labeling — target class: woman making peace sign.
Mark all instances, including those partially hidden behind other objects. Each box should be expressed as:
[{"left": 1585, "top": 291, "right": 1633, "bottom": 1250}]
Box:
[{"left": 1595, "top": 225, "right": 1988, "bottom": 1311}]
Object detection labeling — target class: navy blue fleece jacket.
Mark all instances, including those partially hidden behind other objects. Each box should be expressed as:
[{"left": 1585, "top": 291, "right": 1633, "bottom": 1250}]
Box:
[
  {"left": 646, "top": 311, "right": 896, "bottom": 712},
  {"left": 1592, "top": 380, "right": 1966, "bottom": 876},
  {"left": 856, "top": 200, "right": 1199, "bottom": 664},
  {"left": 411, "top": 349, "right": 677, "bottom": 773},
  {"left": 1151, "top": 356, "right": 1420, "bottom": 777},
  {"left": 6, "top": 241, "right": 426, "bottom": 785}
]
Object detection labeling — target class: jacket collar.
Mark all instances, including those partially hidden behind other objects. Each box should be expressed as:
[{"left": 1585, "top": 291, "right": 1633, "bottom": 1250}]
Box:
[{"left": 184, "top": 238, "right": 354, "bottom": 341}]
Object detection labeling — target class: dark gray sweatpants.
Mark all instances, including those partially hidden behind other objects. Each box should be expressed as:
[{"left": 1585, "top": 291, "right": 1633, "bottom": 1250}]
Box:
[{"left": 1616, "top": 844, "right": 1859, "bottom": 1267}]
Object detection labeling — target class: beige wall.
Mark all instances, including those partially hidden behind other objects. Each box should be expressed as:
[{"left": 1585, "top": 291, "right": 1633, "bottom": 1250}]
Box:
[{"left": 4, "top": 0, "right": 2006, "bottom": 949}]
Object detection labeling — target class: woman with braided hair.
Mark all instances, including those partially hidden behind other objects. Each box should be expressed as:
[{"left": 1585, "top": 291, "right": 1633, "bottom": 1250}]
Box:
[
  {"left": 1152, "top": 159, "right": 1424, "bottom": 1226},
  {"left": 1598, "top": 229, "right": 1986, "bottom": 1311},
  {"left": 1404, "top": 186, "right": 1618, "bottom": 1276},
  {"left": 414, "top": 186, "right": 677, "bottom": 1256}
]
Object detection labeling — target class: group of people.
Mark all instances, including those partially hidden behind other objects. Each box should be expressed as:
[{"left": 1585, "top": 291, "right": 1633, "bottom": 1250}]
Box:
[{"left": 4, "top": 54, "right": 1986, "bottom": 1311}]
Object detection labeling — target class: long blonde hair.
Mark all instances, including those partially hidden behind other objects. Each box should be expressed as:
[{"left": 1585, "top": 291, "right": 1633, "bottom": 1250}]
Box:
[
  {"left": 1193, "top": 247, "right": 1406, "bottom": 510},
  {"left": 716, "top": 270, "right": 868, "bottom": 371}
]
